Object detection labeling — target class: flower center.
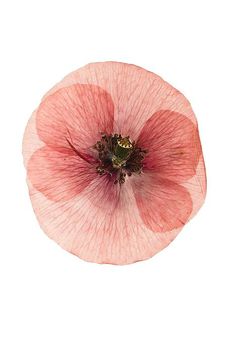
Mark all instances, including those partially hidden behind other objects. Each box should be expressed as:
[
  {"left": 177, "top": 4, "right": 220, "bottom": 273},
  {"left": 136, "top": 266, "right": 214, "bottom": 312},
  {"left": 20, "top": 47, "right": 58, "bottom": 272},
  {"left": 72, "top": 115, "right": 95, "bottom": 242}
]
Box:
[{"left": 93, "top": 133, "right": 147, "bottom": 184}]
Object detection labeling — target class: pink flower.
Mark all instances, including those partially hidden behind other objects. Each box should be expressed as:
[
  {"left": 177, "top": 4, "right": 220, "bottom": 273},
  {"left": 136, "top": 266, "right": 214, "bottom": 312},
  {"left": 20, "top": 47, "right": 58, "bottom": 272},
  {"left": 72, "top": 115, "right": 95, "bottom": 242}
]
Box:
[{"left": 23, "top": 62, "right": 206, "bottom": 265}]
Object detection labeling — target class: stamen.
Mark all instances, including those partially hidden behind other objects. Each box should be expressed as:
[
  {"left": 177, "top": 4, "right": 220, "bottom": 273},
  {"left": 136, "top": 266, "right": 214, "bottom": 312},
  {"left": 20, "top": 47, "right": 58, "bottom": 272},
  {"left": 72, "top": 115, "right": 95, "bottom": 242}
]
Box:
[{"left": 93, "top": 133, "right": 147, "bottom": 185}]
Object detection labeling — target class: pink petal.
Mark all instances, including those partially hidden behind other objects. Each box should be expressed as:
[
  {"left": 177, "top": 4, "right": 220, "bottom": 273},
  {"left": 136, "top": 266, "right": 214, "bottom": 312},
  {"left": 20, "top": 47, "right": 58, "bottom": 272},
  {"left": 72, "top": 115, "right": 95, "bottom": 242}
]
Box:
[
  {"left": 22, "top": 110, "right": 44, "bottom": 168},
  {"left": 27, "top": 146, "right": 96, "bottom": 202},
  {"left": 131, "top": 173, "right": 193, "bottom": 232},
  {"left": 182, "top": 155, "right": 207, "bottom": 219},
  {"left": 42, "top": 62, "right": 197, "bottom": 140},
  {"left": 27, "top": 175, "right": 183, "bottom": 265},
  {"left": 36, "top": 83, "right": 114, "bottom": 153},
  {"left": 137, "top": 110, "right": 202, "bottom": 183}
]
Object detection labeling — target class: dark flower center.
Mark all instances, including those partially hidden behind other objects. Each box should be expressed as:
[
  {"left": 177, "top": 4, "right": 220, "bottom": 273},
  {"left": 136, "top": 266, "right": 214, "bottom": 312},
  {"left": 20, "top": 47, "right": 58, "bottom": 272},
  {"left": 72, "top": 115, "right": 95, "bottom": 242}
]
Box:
[{"left": 93, "top": 133, "right": 147, "bottom": 185}]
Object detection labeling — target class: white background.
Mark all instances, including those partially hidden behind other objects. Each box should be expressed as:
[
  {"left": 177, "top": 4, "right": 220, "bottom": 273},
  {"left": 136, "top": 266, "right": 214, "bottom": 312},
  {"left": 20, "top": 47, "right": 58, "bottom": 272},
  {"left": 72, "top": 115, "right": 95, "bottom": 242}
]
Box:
[{"left": 1, "top": 1, "right": 235, "bottom": 353}]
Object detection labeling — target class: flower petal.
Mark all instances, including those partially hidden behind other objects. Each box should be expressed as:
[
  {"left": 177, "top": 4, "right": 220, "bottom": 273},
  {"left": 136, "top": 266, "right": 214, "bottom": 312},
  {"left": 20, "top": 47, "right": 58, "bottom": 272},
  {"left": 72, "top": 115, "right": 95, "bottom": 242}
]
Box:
[
  {"left": 22, "top": 110, "right": 44, "bottom": 168},
  {"left": 137, "top": 110, "right": 202, "bottom": 183},
  {"left": 36, "top": 83, "right": 114, "bottom": 153},
  {"left": 182, "top": 155, "right": 207, "bottom": 218},
  {"left": 28, "top": 146, "right": 96, "bottom": 202},
  {"left": 27, "top": 173, "right": 185, "bottom": 265},
  {"left": 41, "top": 62, "right": 197, "bottom": 140},
  {"left": 131, "top": 172, "right": 193, "bottom": 233}
]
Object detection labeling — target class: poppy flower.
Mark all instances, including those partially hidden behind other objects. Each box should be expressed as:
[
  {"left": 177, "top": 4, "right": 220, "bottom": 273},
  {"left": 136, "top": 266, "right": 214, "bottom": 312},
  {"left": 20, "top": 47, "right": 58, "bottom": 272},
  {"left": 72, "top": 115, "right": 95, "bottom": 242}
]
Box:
[{"left": 23, "top": 62, "right": 206, "bottom": 265}]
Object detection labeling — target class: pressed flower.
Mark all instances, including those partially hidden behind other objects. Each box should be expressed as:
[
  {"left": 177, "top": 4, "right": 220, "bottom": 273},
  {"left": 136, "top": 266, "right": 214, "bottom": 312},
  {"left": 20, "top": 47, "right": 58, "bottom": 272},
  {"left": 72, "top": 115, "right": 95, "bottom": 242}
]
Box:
[{"left": 23, "top": 62, "right": 206, "bottom": 265}]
